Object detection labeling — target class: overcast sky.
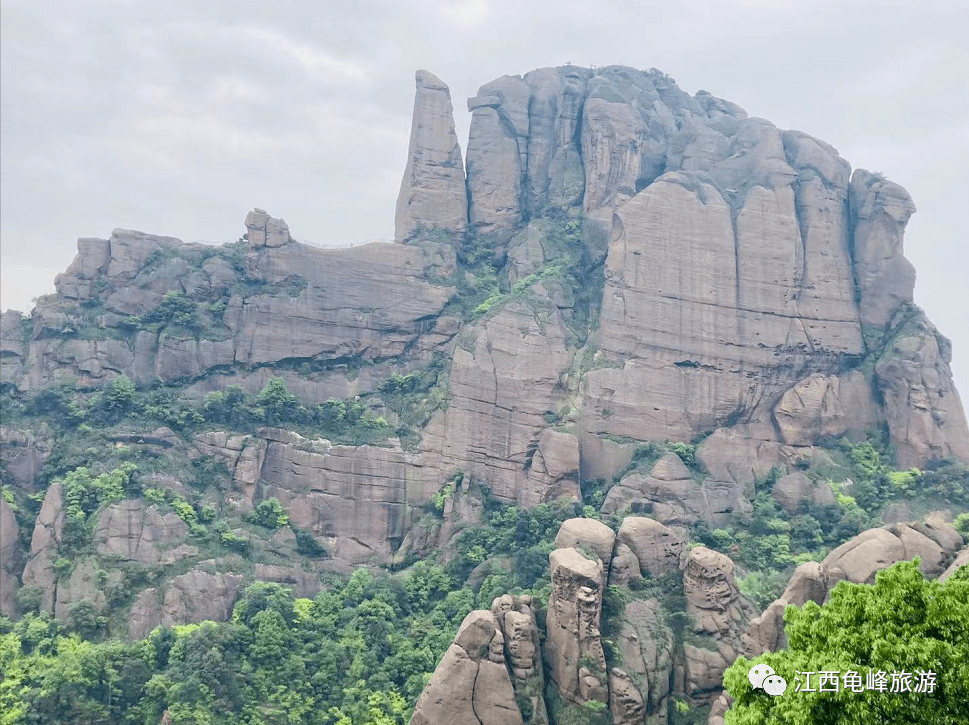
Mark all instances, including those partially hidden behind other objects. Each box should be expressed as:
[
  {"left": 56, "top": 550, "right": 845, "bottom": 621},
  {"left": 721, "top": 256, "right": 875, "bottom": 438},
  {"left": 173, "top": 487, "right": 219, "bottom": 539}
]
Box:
[{"left": 2, "top": 0, "right": 967, "bottom": 394}]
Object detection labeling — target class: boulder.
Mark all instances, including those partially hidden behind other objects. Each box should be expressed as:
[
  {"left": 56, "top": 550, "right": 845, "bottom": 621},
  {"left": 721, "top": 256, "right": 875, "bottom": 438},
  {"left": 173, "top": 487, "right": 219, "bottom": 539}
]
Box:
[
  {"left": 617, "top": 517, "right": 685, "bottom": 577},
  {"left": 245, "top": 208, "right": 292, "bottom": 248},
  {"left": 554, "top": 518, "right": 616, "bottom": 564},
  {"left": 743, "top": 562, "right": 827, "bottom": 656}
]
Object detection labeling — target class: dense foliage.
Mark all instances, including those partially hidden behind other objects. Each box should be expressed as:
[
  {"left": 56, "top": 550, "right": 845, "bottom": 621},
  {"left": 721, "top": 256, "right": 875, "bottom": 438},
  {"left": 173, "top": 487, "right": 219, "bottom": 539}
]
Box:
[
  {"left": 0, "top": 573, "right": 473, "bottom": 725},
  {"left": 723, "top": 561, "right": 969, "bottom": 724}
]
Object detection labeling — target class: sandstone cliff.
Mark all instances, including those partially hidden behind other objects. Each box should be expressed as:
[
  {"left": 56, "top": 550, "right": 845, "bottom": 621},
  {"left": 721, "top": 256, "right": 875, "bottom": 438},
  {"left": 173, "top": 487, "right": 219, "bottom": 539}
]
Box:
[{"left": 1, "top": 63, "right": 968, "bottom": 723}]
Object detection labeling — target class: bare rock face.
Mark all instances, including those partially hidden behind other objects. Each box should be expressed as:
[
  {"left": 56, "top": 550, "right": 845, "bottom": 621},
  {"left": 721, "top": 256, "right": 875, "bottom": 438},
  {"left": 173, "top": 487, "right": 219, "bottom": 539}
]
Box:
[
  {"left": 1, "top": 493, "right": 24, "bottom": 616},
  {"left": 0, "top": 311, "right": 26, "bottom": 386},
  {"left": 849, "top": 170, "right": 917, "bottom": 327},
  {"left": 129, "top": 588, "right": 163, "bottom": 639},
  {"left": 602, "top": 453, "right": 747, "bottom": 528},
  {"left": 545, "top": 547, "right": 608, "bottom": 707},
  {"left": 554, "top": 517, "right": 616, "bottom": 564},
  {"left": 252, "top": 564, "right": 321, "bottom": 599},
  {"left": 617, "top": 516, "right": 684, "bottom": 578},
  {"left": 743, "top": 562, "right": 827, "bottom": 656},
  {"left": 410, "top": 609, "right": 526, "bottom": 725},
  {"left": 614, "top": 598, "right": 674, "bottom": 725},
  {"left": 773, "top": 371, "right": 880, "bottom": 446},
  {"left": 254, "top": 429, "right": 423, "bottom": 565},
  {"left": 609, "top": 669, "right": 646, "bottom": 724},
  {"left": 584, "top": 166, "right": 863, "bottom": 444},
  {"left": 14, "top": 212, "right": 457, "bottom": 390},
  {"left": 21, "top": 482, "right": 66, "bottom": 612},
  {"left": 395, "top": 70, "right": 467, "bottom": 242},
  {"left": 93, "top": 500, "right": 194, "bottom": 564},
  {"left": 874, "top": 314, "right": 969, "bottom": 467},
  {"left": 0, "top": 427, "right": 52, "bottom": 491},
  {"left": 821, "top": 519, "right": 963, "bottom": 586},
  {"left": 161, "top": 566, "right": 245, "bottom": 627},
  {"left": 770, "top": 472, "right": 836, "bottom": 515},
  {"left": 426, "top": 301, "right": 579, "bottom": 506},
  {"left": 682, "top": 547, "right": 755, "bottom": 705},
  {"left": 245, "top": 208, "right": 292, "bottom": 248}
]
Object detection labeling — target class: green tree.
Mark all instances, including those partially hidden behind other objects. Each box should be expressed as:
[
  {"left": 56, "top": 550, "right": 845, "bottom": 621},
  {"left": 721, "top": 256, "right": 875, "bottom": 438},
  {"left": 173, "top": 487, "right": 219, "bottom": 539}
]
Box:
[
  {"left": 248, "top": 497, "right": 289, "bottom": 530},
  {"left": 255, "top": 377, "right": 303, "bottom": 425},
  {"left": 724, "top": 561, "right": 969, "bottom": 724}
]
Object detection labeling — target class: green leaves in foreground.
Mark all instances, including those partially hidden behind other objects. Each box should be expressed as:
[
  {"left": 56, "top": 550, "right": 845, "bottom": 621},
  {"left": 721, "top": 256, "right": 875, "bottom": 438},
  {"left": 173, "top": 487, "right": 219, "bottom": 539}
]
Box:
[{"left": 724, "top": 560, "right": 969, "bottom": 725}]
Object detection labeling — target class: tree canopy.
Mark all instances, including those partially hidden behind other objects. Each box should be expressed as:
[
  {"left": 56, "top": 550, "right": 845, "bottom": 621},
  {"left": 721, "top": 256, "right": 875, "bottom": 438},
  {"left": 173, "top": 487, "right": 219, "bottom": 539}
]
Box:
[{"left": 724, "top": 560, "right": 969, "bottom": 724}]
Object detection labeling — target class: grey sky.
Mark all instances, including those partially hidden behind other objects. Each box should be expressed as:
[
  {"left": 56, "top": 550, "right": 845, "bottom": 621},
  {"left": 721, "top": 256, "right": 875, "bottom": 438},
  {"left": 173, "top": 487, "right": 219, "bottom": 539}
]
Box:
[{"left": 2, "top": 0, "right": 967, "bottom": 395}]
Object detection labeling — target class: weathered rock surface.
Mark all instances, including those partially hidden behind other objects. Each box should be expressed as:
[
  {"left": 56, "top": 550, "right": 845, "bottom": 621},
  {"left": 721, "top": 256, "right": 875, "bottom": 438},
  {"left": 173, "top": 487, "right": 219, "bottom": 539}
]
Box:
[
  {"left": 395, "top": 70, "right": 467, "bottom": 242},
  {"left": 14, "top": 211, "right": 457, "bottom": 390},
  {"left": 614, "top": 598, "right": 674, "bottom": 725},
  {"left": 161, "top": 566, "right": 245, "bottom": 627},
  {"left": 773, "top": 371, "right": 879, "bottom": 446},
  {"left": 545, "top": 547, "right": 608, "bottom": 707},
  {"left": 849, "top": 170, "right": 916, "bottom": 327},
  {"left": 822, "top": 519, "right": 963, "bottom": 585},
  {"left": 745, "top": 518, "right": 964, "bottom": 659},
  {"left": 0, "top": 426, "right": 52, "bottom": 490},
  {"left": 410, "top": 609, "right": 526, "bottom": 725},
  {"left": 743, "top": 562, "right": 827, "bottom": 656},
  {"left": 602, "top": 452, "right": 747, "bottom": 528},
  {"left": 94, "top": 500, "right": 195, "bottom": 565},
  {"left": 1, "top": 494, "right": 23, "bottom": 616},
  {"left": 874, "top": 313, "right": 969, "bottom": 467},
  {"left": 617, "top": 516, "right": 684, "bottom": 577},
  {"left": 584, "top": 166, "right": 863, "bottom": 444},
  {"left": 554, "top": 517, "right": 616, "bottom": 564},
  {"left": 425, "top": 301, "right": 580, "bottom": 506},
  {"left": 21, "top": 482, "right": 66, "bottom": 612},
  {"left": 771, "top": 471, "right": 835, "bottom": 515},
  {"left": 940, "top": 547, "right": 969, "bottom": 582},
  {"left": 682, "top": 547, "right": 755, "bottom": 705}
]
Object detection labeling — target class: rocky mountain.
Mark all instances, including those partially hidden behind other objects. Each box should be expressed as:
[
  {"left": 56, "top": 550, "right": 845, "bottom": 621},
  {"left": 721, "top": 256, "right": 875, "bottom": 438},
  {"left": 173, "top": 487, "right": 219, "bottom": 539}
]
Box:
[{"left": 1, "top": 64, "right": 968, "bottom": 724}]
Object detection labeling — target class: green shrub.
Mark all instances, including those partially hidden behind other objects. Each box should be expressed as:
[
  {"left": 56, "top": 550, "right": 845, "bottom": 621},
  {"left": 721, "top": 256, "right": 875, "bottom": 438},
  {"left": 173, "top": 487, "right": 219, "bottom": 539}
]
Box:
[{"left": 249, "top": 498, "right": 288, "bottom": 530}]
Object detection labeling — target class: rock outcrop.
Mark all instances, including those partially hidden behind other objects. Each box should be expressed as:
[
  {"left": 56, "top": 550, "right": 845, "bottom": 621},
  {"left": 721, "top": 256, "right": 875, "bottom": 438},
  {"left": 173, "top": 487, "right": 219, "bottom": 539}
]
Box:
[
  {"left": 744, "top": 517, "right": 964, "bottom": 656},
  {"left": 602, "top": 452, "right": 747, "bottom": 528},
  {"left": 20, "top": 482, "right": 66, "bottom": 613},
  {"left": 395, "top": 70, "right": 468, "bottom": 242},
  {"left": 2, "top": 63, "right": 968, "bottom": 724},
  {"left": 849, "top": 170, "right": 917, "bottom": 327},
  {"left": 545, "top": 547, "right": 608, "bottom": 707},
  {"left": 874, "top": 313, "right": 969, "bottom": 467},
  {"left": 409, "top": 608, "right": 527, "bottom": 725},
  {"left": 1, "top": 493, "right": 23, "bottom": 616},
  {"left": 682, "top": 547, "right": 756, "bottom": 706}
]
